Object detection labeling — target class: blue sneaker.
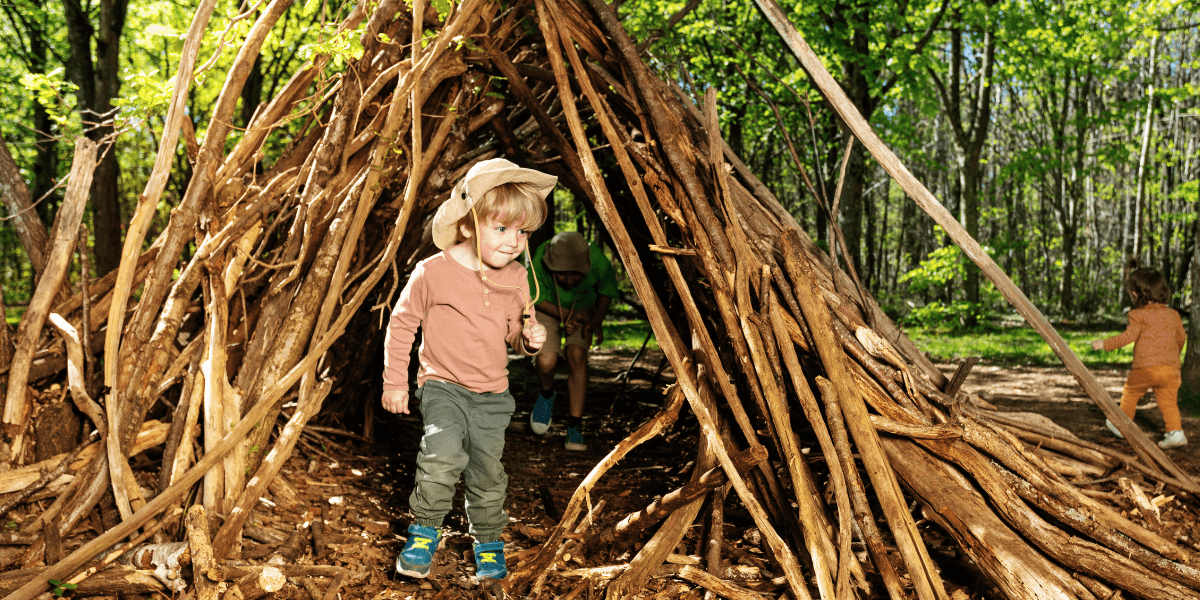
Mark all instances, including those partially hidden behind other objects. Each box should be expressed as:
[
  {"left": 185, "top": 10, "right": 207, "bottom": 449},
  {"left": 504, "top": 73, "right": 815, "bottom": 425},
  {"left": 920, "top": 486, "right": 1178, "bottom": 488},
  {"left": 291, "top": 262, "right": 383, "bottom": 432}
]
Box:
[
  {"left": 531, "top": 391, "right": 555, "bottom": 435},
  {"left": 473, "top": 541, "right": 507, "bottom": 582},
  {"left": 564, "top": 425, "right": 587, "bottom": 451},
  {"left": 396, "top": 524, "right": 441, "bottom": 578}
]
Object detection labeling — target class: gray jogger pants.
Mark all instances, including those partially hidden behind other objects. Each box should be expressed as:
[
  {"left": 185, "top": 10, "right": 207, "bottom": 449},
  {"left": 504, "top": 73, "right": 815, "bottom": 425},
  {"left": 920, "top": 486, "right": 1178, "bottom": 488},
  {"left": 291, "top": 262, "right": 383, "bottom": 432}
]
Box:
[{"left": 409, "top": 379, "right": 513, "bottom": 543}]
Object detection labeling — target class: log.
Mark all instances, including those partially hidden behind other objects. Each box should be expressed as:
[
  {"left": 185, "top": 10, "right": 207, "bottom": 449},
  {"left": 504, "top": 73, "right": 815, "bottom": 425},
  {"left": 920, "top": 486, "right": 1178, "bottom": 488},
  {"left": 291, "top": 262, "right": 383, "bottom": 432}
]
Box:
[
  {"left": 918, "top": 435, "right": 1200, "bottom": 599},
  {"left": 677, "top": 564, "right": 767, "bottom": 600},
  {"left": 186, "top": 505, "right": 219, "bottom": 600},
  {"left": 3, "top": 137, "right": 97, "bottom": 450},
  {"left": 883, "top": 436, "right": 1090, "bottom": 599},
  {"left": 230, "top": 566, "right": 286, "bottom": 600},
  {"left": 0, "top": 565, "right": 167, "bottom": 595}
]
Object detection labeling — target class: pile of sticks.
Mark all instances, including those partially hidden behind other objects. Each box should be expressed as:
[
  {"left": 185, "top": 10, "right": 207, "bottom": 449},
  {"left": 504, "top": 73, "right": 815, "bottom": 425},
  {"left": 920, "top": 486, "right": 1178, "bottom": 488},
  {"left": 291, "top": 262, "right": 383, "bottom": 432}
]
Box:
[{"left": 0, "top": 0, "right": 1197, "bottom": 598}]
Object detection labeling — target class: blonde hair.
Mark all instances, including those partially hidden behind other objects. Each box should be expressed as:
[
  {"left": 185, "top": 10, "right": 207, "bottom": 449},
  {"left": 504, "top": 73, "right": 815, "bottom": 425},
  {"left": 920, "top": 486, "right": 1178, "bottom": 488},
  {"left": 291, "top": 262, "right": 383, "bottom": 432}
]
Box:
[{"left": 453, "top": 181, "right": 548, "bottom": 242}]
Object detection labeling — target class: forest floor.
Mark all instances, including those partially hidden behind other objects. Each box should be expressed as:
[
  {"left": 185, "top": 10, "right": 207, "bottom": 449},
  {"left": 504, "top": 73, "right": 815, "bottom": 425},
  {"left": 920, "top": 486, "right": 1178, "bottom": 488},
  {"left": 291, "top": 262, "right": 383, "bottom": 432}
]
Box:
[{"left": 165, "top": 346, "right": 1200, "bottom": 600}]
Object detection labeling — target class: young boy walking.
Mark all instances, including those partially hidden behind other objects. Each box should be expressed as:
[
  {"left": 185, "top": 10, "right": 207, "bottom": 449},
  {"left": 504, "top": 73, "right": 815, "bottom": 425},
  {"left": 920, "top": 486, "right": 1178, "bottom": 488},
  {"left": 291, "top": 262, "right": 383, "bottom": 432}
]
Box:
[{"left": 381, "top": 158, "right": 556, "bottom": 581}]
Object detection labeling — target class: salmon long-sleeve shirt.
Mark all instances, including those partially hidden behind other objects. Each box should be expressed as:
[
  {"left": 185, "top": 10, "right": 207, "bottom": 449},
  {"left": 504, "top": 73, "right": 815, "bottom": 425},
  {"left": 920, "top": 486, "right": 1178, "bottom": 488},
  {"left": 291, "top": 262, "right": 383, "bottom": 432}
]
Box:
[
  {"left": 383, "top": 252, "right": 532, "bottom": 394},
  {"left": 1101, "top": 303, "right": 1186, "bottom": 369}
]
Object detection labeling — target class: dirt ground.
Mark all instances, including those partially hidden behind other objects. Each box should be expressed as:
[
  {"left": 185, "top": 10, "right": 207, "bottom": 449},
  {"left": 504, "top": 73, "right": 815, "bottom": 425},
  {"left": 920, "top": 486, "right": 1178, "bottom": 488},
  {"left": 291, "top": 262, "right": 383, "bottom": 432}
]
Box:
[
  {"left": 235, "top": 348, "right": 1200, "bottom": 600},
  {"left": 962, "top": 361, "right": 1200, "bottom": 474}
]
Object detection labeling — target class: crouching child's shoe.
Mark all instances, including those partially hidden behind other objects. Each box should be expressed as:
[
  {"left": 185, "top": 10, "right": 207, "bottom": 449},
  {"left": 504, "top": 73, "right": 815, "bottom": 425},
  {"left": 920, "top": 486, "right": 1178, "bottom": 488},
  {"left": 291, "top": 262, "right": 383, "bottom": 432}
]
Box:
[
  {"left": 396, "top": 524, "right": 441, "bottom": 578},
  {"left": 564, "top": 425, "right": 587, "bottom": 451},
  {"left": 1105, "top": 419, "right": 1124, "bottom": 439},
  {"left": 473, "top": 541, "right": 507, "bottom": 582},
  {"left": 530, "top": 391, "right": 555, "bottom": 435},
  {"left": 1160, "top": 430, "right": 1188, "bottom": 449}
]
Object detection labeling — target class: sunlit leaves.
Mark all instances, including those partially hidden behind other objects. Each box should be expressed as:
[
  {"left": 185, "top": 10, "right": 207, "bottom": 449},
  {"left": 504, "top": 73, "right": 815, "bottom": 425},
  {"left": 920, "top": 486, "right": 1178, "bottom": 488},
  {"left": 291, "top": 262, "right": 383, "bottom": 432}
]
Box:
[{"left": 19, "top": 69, "right": 78, "bottom": 132}]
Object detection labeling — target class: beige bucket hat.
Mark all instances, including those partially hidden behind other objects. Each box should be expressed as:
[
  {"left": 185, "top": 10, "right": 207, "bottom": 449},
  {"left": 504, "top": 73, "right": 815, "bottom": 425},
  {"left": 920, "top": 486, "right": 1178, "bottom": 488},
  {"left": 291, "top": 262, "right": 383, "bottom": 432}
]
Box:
[
  {"left": 542, "top": 231, "right": 591, "bottom": 274},
  {"left": 432, "top": 158, "right": 558, "bottom": 249}
]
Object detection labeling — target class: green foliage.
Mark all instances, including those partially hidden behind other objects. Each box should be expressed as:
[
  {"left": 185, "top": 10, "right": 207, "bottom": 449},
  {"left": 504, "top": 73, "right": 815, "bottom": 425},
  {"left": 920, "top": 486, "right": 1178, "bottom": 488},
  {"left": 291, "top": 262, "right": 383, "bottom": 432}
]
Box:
[
  {"left": 19, "top": 69, "right": 79, "bottom": 132},
  {"left": 47, "top": 580, "right": 78, "bottom": 598},
  {"left": 298, "top": 24, "right": 366, "bottom": 64},
  {"left": 903, "top": 300, "right": 990, "bottom": 329},
  {"left": 898, "top": 236, "right": 1006, "bottom": 327},
  {"left": 603, "top": 319, "right": 659, "bottom": 351},
  {"left": 899, "top": 242, "right": 963, "bottom": 293},
  {"left": 907, "top": 325, "right": 1131, "bottom": 367}
]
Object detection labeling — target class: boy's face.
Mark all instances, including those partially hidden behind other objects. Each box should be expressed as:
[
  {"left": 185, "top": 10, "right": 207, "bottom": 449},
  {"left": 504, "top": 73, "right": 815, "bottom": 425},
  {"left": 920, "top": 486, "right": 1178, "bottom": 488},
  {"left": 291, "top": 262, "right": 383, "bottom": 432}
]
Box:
[
  {"left": 462, "top": 218, "right": 531, "bottom": 270},
  {"left": 550, "top": 270, "right": 585, "bottom": 290}
]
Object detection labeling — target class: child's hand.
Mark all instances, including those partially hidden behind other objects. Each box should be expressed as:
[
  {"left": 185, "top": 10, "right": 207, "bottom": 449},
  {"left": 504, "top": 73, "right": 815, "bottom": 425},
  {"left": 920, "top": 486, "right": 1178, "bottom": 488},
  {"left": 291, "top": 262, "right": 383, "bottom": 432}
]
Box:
[
  {"left": 382, "top": 390, "right": 410, "bottom": 414},
  {"left": 1090, "top": 339, "right": 1104, "bottom": 351},
  {"left": 583, "top": 317, "right": 605, "bottom": 346},
  {"left": 523, "top": 315, "right": 547, "bottom": 351},
  {"left": 563, "top": 312, "right": 588, "bottom": 335}
]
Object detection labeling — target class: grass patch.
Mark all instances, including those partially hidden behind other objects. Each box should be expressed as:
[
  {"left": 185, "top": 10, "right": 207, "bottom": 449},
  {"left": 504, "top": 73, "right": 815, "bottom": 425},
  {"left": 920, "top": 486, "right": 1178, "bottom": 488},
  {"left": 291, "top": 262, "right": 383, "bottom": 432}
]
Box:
[
  {"left": 906, "top": 324, "right": 1132, "bottom": 368},
  {"left": 602, "top": 319, "right": 658, "bottom": 351}
]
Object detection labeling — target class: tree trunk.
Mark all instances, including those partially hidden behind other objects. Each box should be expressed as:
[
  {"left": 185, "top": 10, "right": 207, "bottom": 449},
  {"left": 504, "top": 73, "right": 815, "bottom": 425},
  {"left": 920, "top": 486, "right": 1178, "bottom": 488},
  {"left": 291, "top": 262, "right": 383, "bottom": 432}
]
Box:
[
  {"left": 0, "top": 136, "right": 51, "bottom": 276},
  {"left": 61, "top": 0, "right": 129, "bottom": 276},
  {"left": 1181, "top": 185, "right": 1200, "bottom": 408},
  {"left": 1129, "top": 36, "right": 1159, "bottom": 262}
]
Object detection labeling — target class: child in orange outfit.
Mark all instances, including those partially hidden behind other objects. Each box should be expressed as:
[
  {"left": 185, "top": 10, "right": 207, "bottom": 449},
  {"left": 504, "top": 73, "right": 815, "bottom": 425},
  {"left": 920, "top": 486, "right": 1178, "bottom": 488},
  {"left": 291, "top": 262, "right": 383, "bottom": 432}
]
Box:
[{"left": 1091, "top": 264, "right": 1188, "bottom": 449}]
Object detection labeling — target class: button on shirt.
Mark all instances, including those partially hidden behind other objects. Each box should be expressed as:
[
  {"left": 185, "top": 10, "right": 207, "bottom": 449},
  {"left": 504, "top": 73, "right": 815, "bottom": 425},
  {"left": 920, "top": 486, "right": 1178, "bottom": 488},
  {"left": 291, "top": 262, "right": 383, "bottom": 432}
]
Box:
[{"left": 383, "top": 252, "right": 530, "bottom": 394}]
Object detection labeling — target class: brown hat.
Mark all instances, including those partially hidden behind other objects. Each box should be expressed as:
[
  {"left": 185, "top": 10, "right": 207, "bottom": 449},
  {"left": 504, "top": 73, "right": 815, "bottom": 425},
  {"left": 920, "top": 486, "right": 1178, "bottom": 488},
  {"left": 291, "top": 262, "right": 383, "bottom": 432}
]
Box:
[
  {"left": 432, "top": 158, "right": 558, "bottom": 249},
  {"left": 542, "top": 231, "right": 591, "bottom": 274}
]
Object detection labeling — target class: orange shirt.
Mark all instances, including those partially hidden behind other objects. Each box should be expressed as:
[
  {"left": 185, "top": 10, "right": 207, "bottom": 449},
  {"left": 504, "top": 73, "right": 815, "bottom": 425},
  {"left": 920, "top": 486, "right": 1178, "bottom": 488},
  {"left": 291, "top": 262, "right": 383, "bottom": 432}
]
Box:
[
  {"left": 383, "top": 252, "right": 531, "bottom": 394},
  {"left": 1101, "top": 303, "right": 1186, "bottom": 369}
]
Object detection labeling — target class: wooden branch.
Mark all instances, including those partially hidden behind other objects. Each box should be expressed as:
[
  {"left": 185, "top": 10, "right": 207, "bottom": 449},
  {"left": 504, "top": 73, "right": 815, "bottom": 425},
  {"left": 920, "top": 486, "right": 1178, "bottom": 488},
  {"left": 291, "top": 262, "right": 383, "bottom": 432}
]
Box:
[
  {"left": 815, "top": 378, "right": 908, "bottom": 600},
  {"left": 0, "top": 429, "right": 91, "bottom": 520},
  {"left": 677, "top": 565, "right": 767, "bottom": 600},
  {"left": 4, "top": 137, "right": 98, "bottom": 447},
  {"left": 944, "top": 357, "right": 979, "bottom": 396},
  {"left": 883, "top": 437, "right": 1096, "bottom": 599},
  {"left": 505, "top": 380, "right": 684, "bottom": 589},
  {"left": 647, "top": 244, "right": 697, "bottom": 256},
  {"left": 767, "top": 293, "right": 867, "bottom": 598},
  {"left": 532, "top": 4, "right": 815, "bottom": 599},
  {"left": 582, "top": 444, "right": 766, "bottom": 553},
  {"left": 917, "top": 435, "right": 1200, "bottom": 599},
  {"left": 738, "top": 271, "right": 834, "bottom": 599},
  {"left": 869, "top": 414, "right": 962, "bottom": 439},
  {"left": 186, "top": 505, "right": 220, "bottom": 600},
  {"left": 957, "top": 415, "right": 1187, "bottom": 562},
  {"left": 607, "top": 407, "right": 718, "bottom": 598},
  {"left": 229, "top": 567, "right": 286, "bottom": 600},
  {"left": 211, "top": 379, "right": 331, "bottom": 560},
  {"left": 104, "top": 0, "right": 218, "bottom": 390},
  {"left": 0, "top": 565, "right": 168, "bottom": 596}
]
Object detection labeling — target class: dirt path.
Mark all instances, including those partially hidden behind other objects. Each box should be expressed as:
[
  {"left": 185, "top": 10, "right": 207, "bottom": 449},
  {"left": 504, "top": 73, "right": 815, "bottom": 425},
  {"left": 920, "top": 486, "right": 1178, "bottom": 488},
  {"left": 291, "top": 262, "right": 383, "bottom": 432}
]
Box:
[{"left": 952, "top": 361, "right": 1200, "bottom": 473}]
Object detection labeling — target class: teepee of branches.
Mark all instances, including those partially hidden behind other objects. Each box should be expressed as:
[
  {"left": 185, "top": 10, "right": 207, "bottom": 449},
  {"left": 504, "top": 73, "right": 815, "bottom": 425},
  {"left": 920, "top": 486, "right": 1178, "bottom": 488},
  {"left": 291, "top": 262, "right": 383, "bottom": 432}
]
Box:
[{"left": 1, "top": 0, "right": 1198, "bottom": 598}]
